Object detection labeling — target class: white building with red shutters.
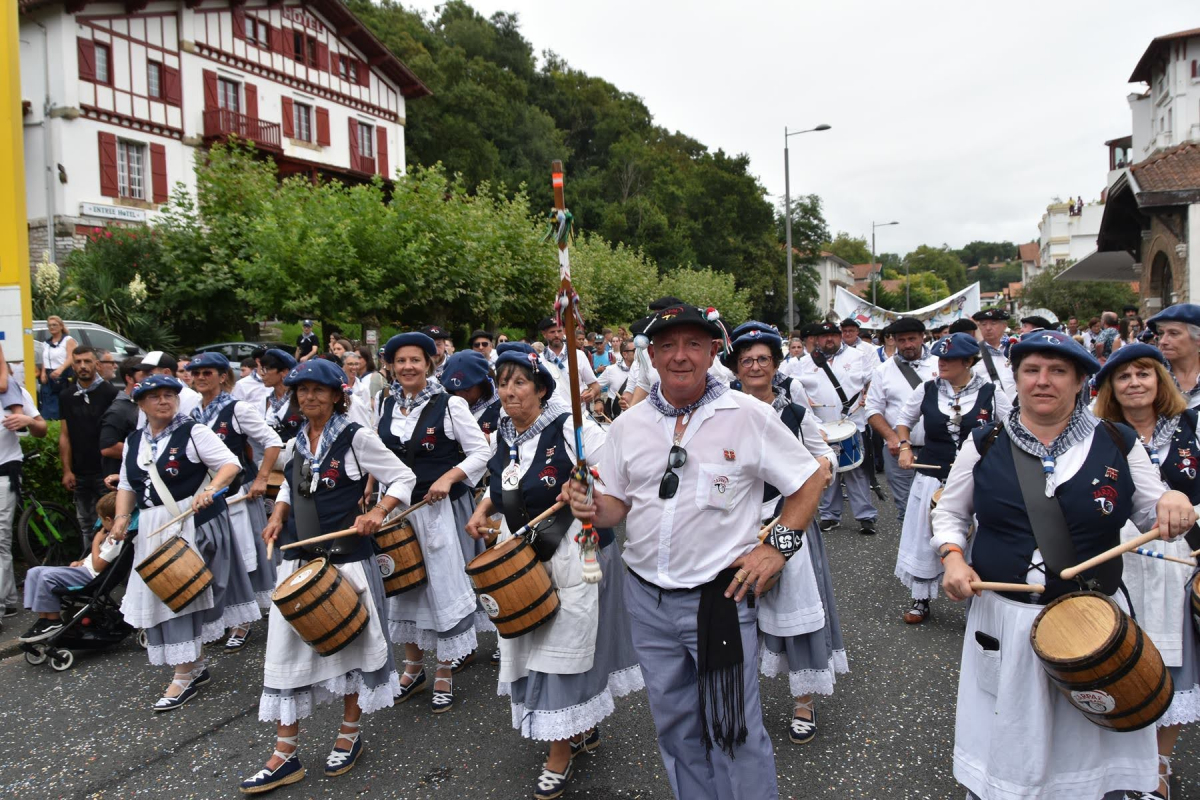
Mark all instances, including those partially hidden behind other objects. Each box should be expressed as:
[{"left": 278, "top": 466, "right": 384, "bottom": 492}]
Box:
[{"left": 18, "top": 0, "right": 429, "bottom": 263}]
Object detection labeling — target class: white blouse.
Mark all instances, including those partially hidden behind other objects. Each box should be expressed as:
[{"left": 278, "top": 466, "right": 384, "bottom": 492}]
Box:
[
  {"left": 376, "top": 391, "right": 490, "bottom": 486},
  {"left": 895, "top": 379, "right": 1013, "bottom": 437},
  {"left": 117, "top": 422, "right": 241, "bottom": 499},
  {"left": 275, "top": 427, "right": 415, "bottom": 508}
]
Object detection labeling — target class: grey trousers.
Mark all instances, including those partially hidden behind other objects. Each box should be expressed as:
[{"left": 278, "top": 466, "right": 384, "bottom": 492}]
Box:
[
  {"left": 818, "top": 464, "right": 877, "bottom": 523},
  {"left": 881, "top": 448, "right": 917, "bottom": 524},
  {"left": 24, "top": 565, "right": 93, "bottom": 612},
  {"left": 624, "top": 572, "right": 778, "bottom": 800},
  {"left": 0, "top": 479, "right": 17, "bottom": 608}
]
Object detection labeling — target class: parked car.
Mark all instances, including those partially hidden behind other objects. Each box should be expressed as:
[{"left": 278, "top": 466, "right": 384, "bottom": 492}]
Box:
[
  {"left": 33, "top": 320, "right": 143, "bottom": 364},
  {"left": 192, "top": 341, "right": 292, "bottom": 362}
]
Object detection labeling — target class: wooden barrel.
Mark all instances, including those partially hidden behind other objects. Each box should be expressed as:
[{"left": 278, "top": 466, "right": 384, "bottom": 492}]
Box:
[
  {"left": 929, "top": 486, "right": 944, "bottom": 514},
  {"left": 265, "top": 470, "right": 285, "bottom": 500},
  {"left": 135, "top": 535, "right": 214, "bottom": 613},
  {"left": 272, "top": 558, "right": 369, "bottom": 656},
  {"left": 465, "top": 536, "right": 559, "bottom": 639},
  {"left": 374, "top": 518, "right": 427, "bottom": 596},
  {"left": 1030, "top": 591, "right": 1172, "bottom": 732}
]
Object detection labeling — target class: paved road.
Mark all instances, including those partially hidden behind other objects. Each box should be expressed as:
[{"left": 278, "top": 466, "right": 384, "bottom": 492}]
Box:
[{"left": 1, "top": 488, "right": 1195, "bottom": 799}]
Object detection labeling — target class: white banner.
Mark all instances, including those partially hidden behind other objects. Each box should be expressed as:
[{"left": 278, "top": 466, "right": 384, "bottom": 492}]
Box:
[{"left": 833, "top": 283, "right": 982, "bottom": 330}]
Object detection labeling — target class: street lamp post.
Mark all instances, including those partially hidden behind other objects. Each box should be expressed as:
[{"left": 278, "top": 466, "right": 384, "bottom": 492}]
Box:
[
  {"left": 784, "top": 124, "right": 831, "bottom": 332},
  {"left": 870, "top": 220, "right": 899, "bottom": 307}
]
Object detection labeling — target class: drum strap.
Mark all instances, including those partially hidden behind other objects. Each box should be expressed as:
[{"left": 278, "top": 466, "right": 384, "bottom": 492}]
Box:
[
  {"left": 811, "top": 352, "right": 859, "bottom": 416},
  {"left": 980, "top": 346, "right": 1000, "bottom": 383},
  {"left": 893, "top": 356, "right": 923, "bottom": 390}
]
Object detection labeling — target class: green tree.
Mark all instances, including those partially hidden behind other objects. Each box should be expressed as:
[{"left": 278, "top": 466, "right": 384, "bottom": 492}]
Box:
[
  {"left": 823, "top": 232, "right": 872, "bottom": 265},
  {"left": 903, "top": 245, "right": 968, "bottom": 292},
  {"left": 1020, "top": 264, "right": 1138, "bottom": 323},
  {"left": 976, "top": 261, "right": 1023, "bottom": 293},
  {"left": 955, "top": 240, "right": 1017, "bottom": 267},
  {"left": 657, "top": 267, "right": 751, "bottom": 324}
]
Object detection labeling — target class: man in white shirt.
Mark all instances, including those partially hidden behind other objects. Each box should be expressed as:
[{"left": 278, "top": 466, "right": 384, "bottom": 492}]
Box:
[
  {"left": 970, "top": 308, "right": 1016, "bottom": 400},
  {"left": 1147, "top": 303, "right": 1200, "bottom": 409},
  {"left": 231, "top": 346, "right": 271, "bottom": 408},
  {"left": 599, "top": 338, "right": 636, "bottom": 418},
  {"left": 797, "top": 321, "right": 878, "bottom": 534},
  {"left": 564, "top": 303, "right": 823, "bottom": 800},
  {"left": 0, "top": 386, "right": 47, "bottom": 619},
  {"left": 136, "top": 351, "right": 200, "bottom": 422},
  {"left": 866, "top": 317, "right": 938, "bottom": 525},
  {"left": 538, "top": 316, "right": 599, "bottom": 405},
  {"left": 840, "top": 318, "right": 875, "bottom": 360}
]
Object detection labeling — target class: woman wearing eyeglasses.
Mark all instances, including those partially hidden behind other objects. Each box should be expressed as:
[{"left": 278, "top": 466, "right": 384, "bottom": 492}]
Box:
[
  {"left": 245, "top": 359, "right": 415, "bottom": 794},
  {"left": 377, "top": 332, "right": 491, "bottom": 713},
  {"left": 892, "top": 333, "right": 1010, "bottom": 625},
  {"left": 1094, "top": 343, "right": 1200, "bottom": 800},
  {"left": 185, "top": 352, "right": 282, "bottom": 652},
  {"left": 465, "top": 342, "right": 641, "bottom": 800},
  {"left": 108, "top": 374, "right": 256, "bottom": 712},
  {"left": 725, "top": 322, "right": 845, "bottom": 745}
]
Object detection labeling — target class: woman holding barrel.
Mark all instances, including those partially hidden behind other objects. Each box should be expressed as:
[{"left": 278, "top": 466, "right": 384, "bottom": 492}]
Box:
[
  {"left": 185, "top": 352, "right": 283, "bottom": 651},
  {"left": 377, "top": 332, "right": 491, "bottom": 710},
  {"left": 109, "top": 374, "right": 259, "bottom": 711},
  {"left": 892, "top": 333, "right": 1010, "bottom": 625},
  {"left": 725, "top": 323, "right": 845, "bottom": 744},
  {"left": 1094, "top": 342, "right": 1200, "bottom": 799},
  {"left": 930, "top": 330, "right": 1194, "bottom": 799},
  {"left": 242, "top": 359, "right": 415, "bottom": 793},
  {"left": 465, "top": 342, "right": 641, "bottom": 800}
]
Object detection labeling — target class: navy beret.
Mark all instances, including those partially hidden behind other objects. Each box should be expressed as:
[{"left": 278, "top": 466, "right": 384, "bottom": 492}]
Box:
[
  {"left": 262, "top": 348, "right": 297, "bottom": 370},
  {"left": 1009, "top": 329, "right": 1101, "bottom": 375},
  {"left": 494, "top": 343, "right": 557, "bottom": 396},
  {"left": 1147, "top": 303, "right": 1200, "bottom": 332},
  {"left": 186, "top": 351, "right": 230, "bottom": 372},
  {"left": 730, "top": 320, "right": 779, "bottom": 340},
  {"left": 283, "top": 358, "right": 348, "bottom": 389},
  {"left": 812, "top": 321, "right": 840, "bottom": 336},
  {"left": 383, "top": 332, "right": 436, "bottom": 364},
  {"left": 643, "top": 304, "right": 723, "bottom": 340},
  {"left": 730, "top": 327, "right": 783, "bottom": 353},
  {"left": 132, "top": 374, "right": 184, "bottom": 400},
  {"left": 1093, "top": 343, "right": 1169, "bottom": 387},
  {"left": 972, "top": 307, "right": 1010, "bottom": 322},
  {"left": 885, "top": 316, "right": 925, "bottom": 335},
  {"left": 440, "top": 350, "right": 491, "bottom": 392},
  {"left": 929, "top": 332, "right": 980, "bottom": 360}
]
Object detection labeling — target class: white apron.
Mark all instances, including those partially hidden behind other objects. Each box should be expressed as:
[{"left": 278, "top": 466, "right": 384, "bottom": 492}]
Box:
[
  {"left": 755, "top": 502, "right": 823, "bottom": 636},
  {"left": 895, "top": 472, "right": 944, "bottom": 583},
  {"left": 225, "top": 487, "right": 259, "bottom": 572},
  {"left": 119, "top": 498, "right": 216, "bottom": 630},
  {"left": 385, "top": 500, "right": 477, "bottom": 632},
  {"left": 262, "top": 557, "right": 389, "bottom": 690},
  {"left": 1119, "top": 517, "right": 1193, "bottom": 667},
  {"left": 496, "top": 517, "right": 600, "bottom": 681}
]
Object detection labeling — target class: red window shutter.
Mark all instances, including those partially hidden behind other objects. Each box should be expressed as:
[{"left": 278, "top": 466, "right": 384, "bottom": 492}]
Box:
[
  {"left": 202, "top": 69, "right": 218, "bottom": 111},
  {"left": 282, "top": 28, "right": 295, "bottom": 59},
  {"left": 97, "top": 132, "right": 118, "bottom": 197},
  {"left": 348, "top": 118, "right": 360, "bottom": 171},
  {"left": 269, "top": 26, "right": 284, "bottom": 54},
  {"left": 150, "top": 143, "right": 168, "bottom": 203},
  {"left": 356, "top": 61, "right": 368, "bottom": 85},
  {"left": 331, "top": 52, "right": 340, "bottom": 76},
  {"left": 377, "top": 127, "right": 388, "bottom": 177},
  {"left": 281, "top": 97, "right": 294, "bottom": 138},
  {"left": 315, "top": 107, "right": 330, "bottom": 146},
  {"left": 162, "top": 65, "right": 181, "bottom": 106},
  {"left": 315, "top": 41, "right": 329, "bottom": 71},
  {"left": 231, "top": 6, "right": 246, "bottom": 40},
  {"left": 77, "top": 39, "right": 96, "bottom": 81},
  {"left": 244, "top": 83, "right": 258, "bottom": 119}
]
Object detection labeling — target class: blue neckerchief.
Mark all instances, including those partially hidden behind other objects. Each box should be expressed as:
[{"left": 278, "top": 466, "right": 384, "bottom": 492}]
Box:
[
  {"left": 470, "top": 389, "right": 500, "bottom": 417},
  {"left": 392, "top": 379, "right": 445, "bottom": 413},
  {"left": 498, "top": 398, "right": 569, "bottom": 449},
  {"left": 295, "top": 413, "right": 350, "bottom": 467},
  {"left": 1005, "top": 393, "right": 1098, "bottom": 496},
  {"left": 146, "top": 413, "right": 190, "bottom": 460},
  {"left": 192, "top": 391, "right": 235, "bottom": 426},
  {"left": 647, "top": 374, "right": 729, "bottom": 421}
]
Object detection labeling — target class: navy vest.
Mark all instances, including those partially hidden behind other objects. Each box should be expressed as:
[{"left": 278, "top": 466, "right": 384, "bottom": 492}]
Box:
[
  {"left": 764, "top": 402, "right": 807, "bottom": 509},
  {"left": 378, "top": 392, "right": 467, "bottom": 501},
  {"left": 918, "top": 381, "right": 997, "bottom": 480},
  {"left": 281, "top": 423, "right": 372, "bottom": 563},
  {"left": 971, "top": 422, "right": 1136, "bottom": 593},
  {"left": 1158, "top": 410, "right": 1200, "bottom": 504},
  {"left": 124, "top": 421, "right": 226, "bottom": 526},
  {"left": 266, "top": 393, "right": 304, "bottom": 444},
  {"left": 477, "top": 400, "right": 501, "bottom": 437},
  {"left": 206, "top": 402, "right": 259, "bottom": 491}
]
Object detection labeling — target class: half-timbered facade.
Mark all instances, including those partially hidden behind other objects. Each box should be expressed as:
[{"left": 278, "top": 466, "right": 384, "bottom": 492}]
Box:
[{"left": 19, "top": 0, "right": 429, "bottom": 263}]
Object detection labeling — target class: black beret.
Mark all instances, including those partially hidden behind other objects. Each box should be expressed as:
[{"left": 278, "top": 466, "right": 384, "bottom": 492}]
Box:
[
  {"left": 884, "top": 316, "right": 925, "bottom": 335},
  {"left": 972, "top": 307, "right": 1010, "bottom": 322}
]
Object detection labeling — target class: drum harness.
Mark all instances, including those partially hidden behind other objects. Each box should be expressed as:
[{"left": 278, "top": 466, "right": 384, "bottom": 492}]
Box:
[{"left": 810, "top": 350, "right": 860, "bottom": 419}]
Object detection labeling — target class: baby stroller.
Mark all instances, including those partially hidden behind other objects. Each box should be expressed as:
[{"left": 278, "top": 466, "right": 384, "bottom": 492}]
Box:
[{"left": 21, "top": 521, "right": 144, "bottom": 672}]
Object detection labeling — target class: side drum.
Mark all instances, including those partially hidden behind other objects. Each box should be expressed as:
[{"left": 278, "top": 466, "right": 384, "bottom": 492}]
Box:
[
  {"left": 466, "top": 536, "right": 559, "bottom": 639},
  {"left": 265, "top": 470, "right": 285, "bottom": 501},
  {"left": 374, "top": 519, "right": 427, "bottom": 596},
  {"left": 272, "top": 558, "right": 369, "bottom": 656},
  {"left": 1030, "top": 590, "right": 1172, "bottom": 732},
  {"left": 136, "top": 535, "right": 213, "bottom": 613}
]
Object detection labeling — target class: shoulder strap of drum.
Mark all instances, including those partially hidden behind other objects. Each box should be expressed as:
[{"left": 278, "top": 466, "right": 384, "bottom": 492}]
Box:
[
  {"left": 893, "top": 356, "right": 923, "bottom": 389},
  {"left": 980, "top": 345, "right": 1000, "bottom": 382},
  {"left": 976, "top": 421, "right": 1004, "bottom": 460},
  {"left": 812, "top": 352, "right": 856, "bottom": 415}
]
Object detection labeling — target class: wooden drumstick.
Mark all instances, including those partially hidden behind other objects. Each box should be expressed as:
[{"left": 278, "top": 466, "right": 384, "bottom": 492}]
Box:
[
  {"left": 497, "top": 501, "right": 568, "bottom": 546},
  {"left": 1132, "top": 547, "right": 1197, "bottom": 567},
  {"left": 148, "top": 487, "right": 229, "bottom": 539},
  {"left": 907, "top": 463, "right": 942, "bottom": 470},
  {"left": 758, "top": 516, "right": 781, "bottom": 542},
  {"left": 970, "top": 581, "right": 1045, "bottom": 594},
  {"left": 1061, "top": 528, "right": 1161, "bottom": 580},
  {"left": 478, "top": 520, "right": 502, "bottom": 545},
  {"left": 280, "top": 498, "right": 431, "bottom": 551}
]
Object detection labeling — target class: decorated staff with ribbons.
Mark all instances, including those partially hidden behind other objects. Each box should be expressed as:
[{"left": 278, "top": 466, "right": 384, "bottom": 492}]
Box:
[
  {"left": 244, "top": 359, "right": 415, "bottom": 794},
  {"left": 109, "top": 374, "right": 259, "bottom": 712},
  {"left": 261, "top": 349, "right": 303, "bottom": 445},
  {"left": 865, "top": 317, "right": 938, "bottom": 526},
  {"left": 930, "top": 330, "right": 1194, "bottom": 800},
  {"left": 440, "top": 349, "right": 502, "bottom": 440},
  {"left": 1146, "top": 303, "right": 1200, "bottom": 411},
  {"left": 564, "top": 302, "right": 826, "bottom": 800},
  {"left": 377, "top": 332, "right": 491, "bottom": 711},
  {"left": 1094, "top": 343, "right": 1200, "bottom": 799},
  {"left": 186, "top": 352, "right": 283, "bottom": 651},
  {"left": 797, "top": 321, "right": 878, "bottom": 535},
  {"left": 891, "top": 333, "right": 1010, "bottom": 625},
  {"left": 725, "top": 323, "right": 847, "bottom": 746},
  {"left": 971, "top": 307, "right": 1016, "bottom": 400},
  {"left": 466, "top": 343, "right": 642, "bottom": 800}
]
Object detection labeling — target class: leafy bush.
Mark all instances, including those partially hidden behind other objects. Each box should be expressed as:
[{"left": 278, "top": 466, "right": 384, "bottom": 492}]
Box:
[{"left": 19, "top": 421, "right": 71, "bottom": 508}]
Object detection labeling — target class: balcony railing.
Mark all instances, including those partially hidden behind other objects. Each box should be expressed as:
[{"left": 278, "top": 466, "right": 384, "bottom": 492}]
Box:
[{"left": 202, "top": 108, "right": 282, "bottom": 151}]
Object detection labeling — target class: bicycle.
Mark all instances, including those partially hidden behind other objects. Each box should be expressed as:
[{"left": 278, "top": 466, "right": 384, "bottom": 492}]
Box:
[{"left": 14, "top": 454, "right": 82, "bottom": 568}]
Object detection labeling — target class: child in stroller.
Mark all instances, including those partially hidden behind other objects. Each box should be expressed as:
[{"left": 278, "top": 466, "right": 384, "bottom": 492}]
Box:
[{"left": 19, "top": 492, "right": 141, "bottom": 670}]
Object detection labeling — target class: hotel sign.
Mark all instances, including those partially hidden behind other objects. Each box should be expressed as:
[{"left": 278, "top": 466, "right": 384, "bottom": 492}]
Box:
[{"left": 79, "top": 202, "right": 148, "bottom": 222}]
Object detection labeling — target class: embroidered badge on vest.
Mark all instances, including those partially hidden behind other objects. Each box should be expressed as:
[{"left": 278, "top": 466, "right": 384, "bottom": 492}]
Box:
[
  {"left": 1104, "top": 466, "right": 1119, "bottom": 480},
  {"left": 538, "top": 466, "right": 558, "bottom": 488},
  {"left": 1180, "top": 453, "right": 1197, "bottom": 480},
  {"left": 215, "top": 421, "right": 230, "bottom": 440},
  {"left": 1093, "top": 485, "right": 1116, "bottom": 515},
  {"left": 322, "top": 458, "right": 341, "bottom": 489}
]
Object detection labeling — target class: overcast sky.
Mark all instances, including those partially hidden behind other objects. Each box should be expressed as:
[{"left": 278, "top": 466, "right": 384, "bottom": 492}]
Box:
[{"left": 405, "top": 1, "right": 1197, "bottom": 257}]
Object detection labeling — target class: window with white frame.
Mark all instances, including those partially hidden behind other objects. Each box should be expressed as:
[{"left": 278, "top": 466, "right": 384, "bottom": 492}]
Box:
[
  {"left": 147, "top": 61, "right": 162, "bottom": 99},
  {"left": 358, "top": 121, "right": 374, "bottom": 158},
  {"left": 117, "top": 141, "right": 146, "bottom": 200},
  {"left": 294, "top": 102, "right": 313, "bottom": 142}
]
